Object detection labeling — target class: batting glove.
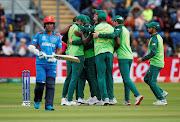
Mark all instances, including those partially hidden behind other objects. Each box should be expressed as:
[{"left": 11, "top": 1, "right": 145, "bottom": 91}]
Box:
[
  {"left": 47, "top": 52, "right": 57, "bottom": 63},
  {"left": 39, "top": 51, "right": 47, "bottom": 60}
]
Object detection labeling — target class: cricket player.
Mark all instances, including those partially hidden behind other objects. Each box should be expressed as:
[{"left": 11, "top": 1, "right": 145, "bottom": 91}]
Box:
[
  {"left": 137, "top": 22, "right": 168, "bottom": 105},
  {"left": 28, "top": 16, "right": 62, "bottom": 111},
  {"left": 77, "top": 11, "right": 120, "bottom": 105},
  {"left": 62, "top": 15, "right": 88, "bottom": 106},
  {"left": 61, "top": 17, "right": 78, "bottom": 105},
  {"left": 93, "top": 15, "right": 143, "bottom": 105}
]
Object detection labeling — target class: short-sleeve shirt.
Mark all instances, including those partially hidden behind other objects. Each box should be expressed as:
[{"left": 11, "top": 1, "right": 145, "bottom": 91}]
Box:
[{"left": 32, "top": 31, "right": 62, "bottom": 65}]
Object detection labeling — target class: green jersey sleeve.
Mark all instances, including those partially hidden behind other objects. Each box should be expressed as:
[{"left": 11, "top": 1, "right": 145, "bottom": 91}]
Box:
[
  {"left": 142, "top": 37, "right": 158, "bottom": 61},
  {"left": 72, "top": 40, "right": 83, "bottom": 45},
  {"left": 98, "top": 28, "right": 122, "bottom": 39},
  {"left": 78, "top": 25, "right": 94, "bottom": 33}
]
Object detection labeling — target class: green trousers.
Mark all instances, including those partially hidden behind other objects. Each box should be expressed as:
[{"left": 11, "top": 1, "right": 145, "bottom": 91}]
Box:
[
  {"left": 77, "top": 67, "right": 86, "bottom": 99},
  {"left": 144, "top": 65, "right": 164, "bottom": 100},
  {"left": 95, "top": 52, "right": 114, "bottom": 100},
  {"left": 62, "top": 60, "right": 72, "bottom": 98},
  {"left": 78, "top": 56, "right": 101, "bottom": 100},
  {"left": 62, "top": 56, "right": 84, "bottom": 101},
  {"left": 118, "top": 59, "right": 140, "bottom": 101}
]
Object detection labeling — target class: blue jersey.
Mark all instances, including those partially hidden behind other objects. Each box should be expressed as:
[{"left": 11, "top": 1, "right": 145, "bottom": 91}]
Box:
[{"left": 32, "top": 31, "right": 62, "bottom": 65}]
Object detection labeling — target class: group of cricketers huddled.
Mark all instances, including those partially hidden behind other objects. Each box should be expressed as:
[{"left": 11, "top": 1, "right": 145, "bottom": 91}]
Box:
[
  {"left": 59, "top": 9, "right": 168, "bottom": 106},
  {"left": 29, "top": 9, "right": 168, "bottom": 111}
]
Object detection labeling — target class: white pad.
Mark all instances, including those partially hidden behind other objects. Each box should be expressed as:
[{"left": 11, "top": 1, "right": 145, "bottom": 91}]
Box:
[{"left": 28, "top": 45, "right": 40, "bottom": 56}]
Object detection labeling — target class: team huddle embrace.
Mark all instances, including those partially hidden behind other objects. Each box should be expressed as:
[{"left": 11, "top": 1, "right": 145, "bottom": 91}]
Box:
[{"left": 28, "top": 9, "right": 168, "bottom": 111}]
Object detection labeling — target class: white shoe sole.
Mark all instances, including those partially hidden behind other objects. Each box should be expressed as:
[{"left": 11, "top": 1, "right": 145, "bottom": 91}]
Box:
[
  {"left": 123, "top": 103, "right": 131, "bottom": 106},
  {"left": 153, "top": 103, "right": 167, "bottom": 105},
  {"left": 134, "top": 96, "right": 143, "bottom": 105},
  {"left": 61, "top": 103, "right": 66, "bottom": 106}
]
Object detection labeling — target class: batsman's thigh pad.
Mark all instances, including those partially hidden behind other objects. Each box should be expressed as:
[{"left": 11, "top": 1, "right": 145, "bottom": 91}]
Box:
[
  {"left": 46, "top": 65, "right": 56, "bottom": 78},
  {"left": 36, "top": 64, "right": 46, "bottom": 83}
]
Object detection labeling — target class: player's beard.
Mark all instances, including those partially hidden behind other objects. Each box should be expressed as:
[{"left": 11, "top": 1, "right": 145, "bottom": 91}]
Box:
[
  {"left": 148, "top": 28, "right": 153, "bottom": 34},
  {"left": 149, "top": 31, "right": 152, "bottom": 34},
  {"left": 46, "top": 26, "right": 53, "bottom": 32}
]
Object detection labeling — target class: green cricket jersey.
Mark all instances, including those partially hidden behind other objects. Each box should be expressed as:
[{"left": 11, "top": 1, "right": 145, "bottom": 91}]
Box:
[
  {"left": 94, "top": 22, "right": 115, "bottom": 56},
  {"left": 83, "top": 25, "right": 95, "bottom": 58},
  {"left": 117, "top": 26, "right": 133, "bottom": 59},
  {"left": 98, "top": 25, "right": 122, "bottom": 39},
  {"left": 66, "top": 23, "right": 84, "bottom": 56},
  {"left": 72, "top": 24, "right": 95, "bottom": 58},
  {"left": 142, "top": 33, "right": 164, "bottom": 68},
  {"left": 98, "top": 24, "right": 133, "bottom": 59}
]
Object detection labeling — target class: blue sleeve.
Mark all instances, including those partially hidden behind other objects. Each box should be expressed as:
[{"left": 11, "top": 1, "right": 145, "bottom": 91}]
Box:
[
  {"left": 32, "top": 33, "right": 39, "bottom": 46},
  {"left": 57, "top": 37, "right": 62, "bottom": 48}
]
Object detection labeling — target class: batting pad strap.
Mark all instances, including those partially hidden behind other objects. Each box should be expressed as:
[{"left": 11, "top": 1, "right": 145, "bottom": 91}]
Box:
[{"left": 28, "top": 45, "right": 40, "bottom": 56}]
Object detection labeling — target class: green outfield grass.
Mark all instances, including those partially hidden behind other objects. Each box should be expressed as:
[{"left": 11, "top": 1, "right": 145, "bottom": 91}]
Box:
[{"left": 0, "top": 83, "right": 180, "bottom": 122}]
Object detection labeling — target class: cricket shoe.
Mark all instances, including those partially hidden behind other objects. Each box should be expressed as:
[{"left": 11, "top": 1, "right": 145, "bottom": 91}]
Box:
[
  {"left": 78, "top": 98, "right": 88, "bottom": 105},
  {"left": 94, "top": 100, "right": 103, "bottom": 106},
  {"left": 87, "top": 96, "right": 98, "bottom": 105},
  {"left": 153, "top": 99, "right": 167, "bottom": 105},
  {"left": 162, "top": 91, "right": 168, "bottom": 98},
  {"left": 34, "top": 102, "right": 40, "bottom": 109},
  {"left": 109, "top": 98, "right": 117, "bottom": 105},
  {"left": 61, "top": 98, "right": 67, "bottom": 106},
  {"left": 45, "top": 105, "right": 54, "bottom": 111},
  {"left": 65, "top": 101, "right": 79, "bottom": 106},
  {"left": 134, "top": 95, "right": 143, "bottom": 105},
  {"left": 102, "top": 98, "right": 109, "bottom": 106},
  {"left": 123, "top": 100, "right": 131, "bottom": 105}
]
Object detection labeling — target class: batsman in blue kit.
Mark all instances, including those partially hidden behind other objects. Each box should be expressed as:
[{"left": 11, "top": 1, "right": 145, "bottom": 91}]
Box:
[{"left": 28, "top": 16, "right": 62, "bottom": 111}]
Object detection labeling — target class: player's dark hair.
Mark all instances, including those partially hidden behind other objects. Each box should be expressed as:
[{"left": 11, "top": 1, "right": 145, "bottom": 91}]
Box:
[
  {"left": 98, "top": 18, "right": 106, "bottom": 23},
  {"left": 44, "top": 22, "right": 55, "bottom": 29}
]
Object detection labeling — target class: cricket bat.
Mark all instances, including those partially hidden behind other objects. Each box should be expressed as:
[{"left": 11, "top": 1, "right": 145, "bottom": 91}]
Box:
[{"left": 46, "top": 55, "right": 80, "bottom": 63}]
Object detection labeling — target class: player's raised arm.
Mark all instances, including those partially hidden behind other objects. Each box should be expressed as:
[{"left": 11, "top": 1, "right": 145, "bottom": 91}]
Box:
[{"left": 59, "top": 25, "right": 72, "bottom": 35}]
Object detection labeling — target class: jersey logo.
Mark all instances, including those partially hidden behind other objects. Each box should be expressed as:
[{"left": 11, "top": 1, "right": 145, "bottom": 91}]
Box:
[
  {"left": 41, "top": 42, "right": 55, "bottom": 47},
  {"left": 152, "top": 43, "right": 156, "bottom": 45},
  {"left": 42, "top": 36, "right": 46, "bottom": 40}
]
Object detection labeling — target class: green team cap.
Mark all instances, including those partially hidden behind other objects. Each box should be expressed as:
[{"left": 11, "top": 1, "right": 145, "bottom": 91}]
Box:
[
  {"left": 84, "top": 15, "right": 90, "bottom": 23},
  {"left": 76, "top": 15, "right": 89, "bottom": 24},
  {"left": 94, "top": 9, "right": 106, "bottom": 14},
  {"left": 97, "top": 12, "right": 107, "bottom": 20},
  {"left": 111, "top": 15, "right": 124, "bottom": 22},
  {"left": 146, "top": 22, "right": 160, "bottom": 30}
]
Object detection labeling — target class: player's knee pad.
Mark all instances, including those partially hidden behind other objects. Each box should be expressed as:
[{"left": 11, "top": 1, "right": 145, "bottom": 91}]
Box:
[
  {"left": 34, "top": 82, "right": 45, "bottom": 102},
  {"left": 46, "top": 76, "right": 55, "bottom": 89},
  {"left": 35, "top": 82, "right": 45, "bottom": 91}
]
